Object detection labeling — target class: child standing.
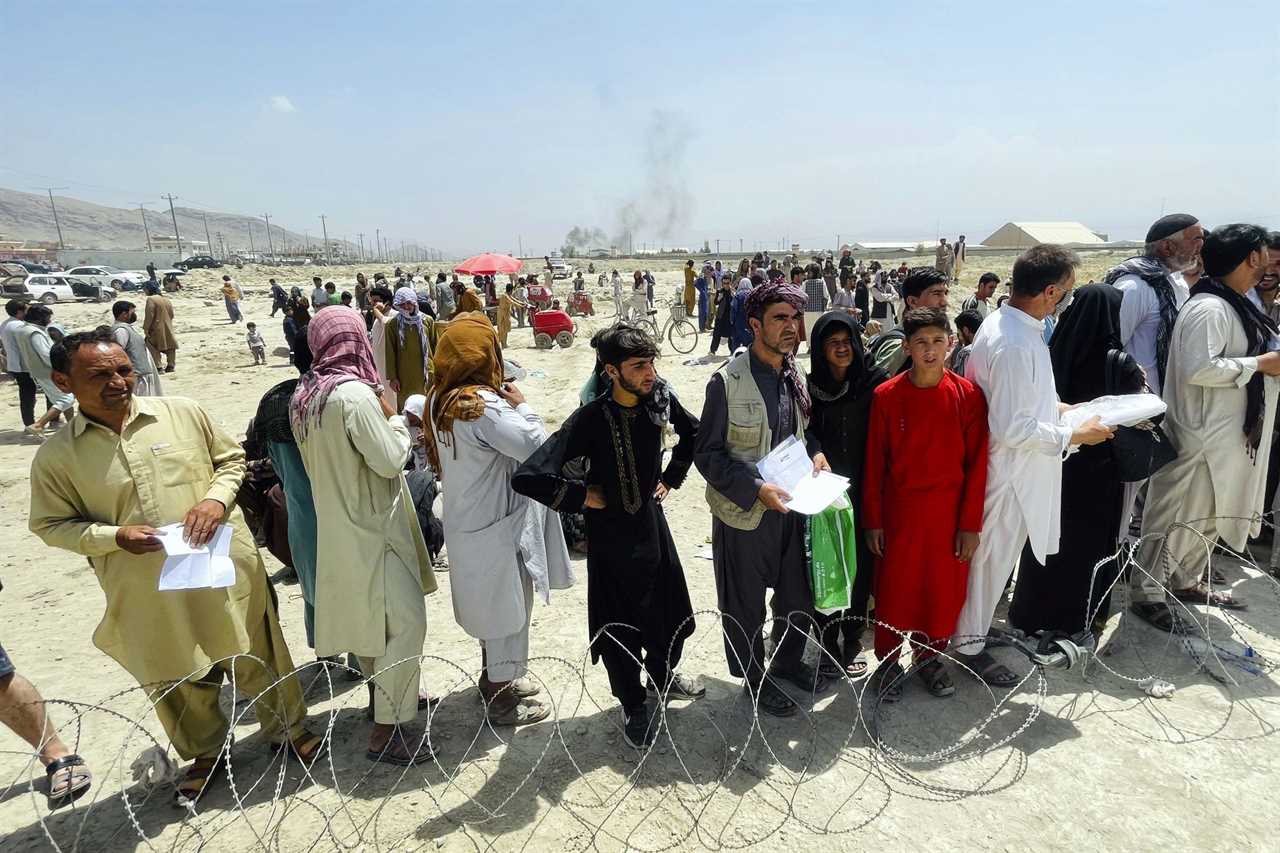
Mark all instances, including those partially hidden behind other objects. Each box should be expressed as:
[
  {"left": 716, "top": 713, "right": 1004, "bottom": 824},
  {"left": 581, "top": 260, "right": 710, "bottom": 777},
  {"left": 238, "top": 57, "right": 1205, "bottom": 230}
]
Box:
[
  {"left": 862, "top": 307, "right": 989, "bottom": 701},
  {"left": 247, "top": 322, "right": 266, "bottom": 365}
]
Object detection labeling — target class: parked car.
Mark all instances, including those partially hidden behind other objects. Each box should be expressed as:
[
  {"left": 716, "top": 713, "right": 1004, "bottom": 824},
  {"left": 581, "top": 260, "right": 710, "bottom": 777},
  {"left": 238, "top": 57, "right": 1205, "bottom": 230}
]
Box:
[
  {"left": 175, "top": 254, "right": 223, "bottom": 271},
  {"left": 1, "top": 273, "right": 113, "bottom": 304},
  {"left": 62, "top": 265, "right": 148, "bottom": 290},
  {"left": 0, "top": 258, "right": 54, "bottom": 274},
  {"left": 547, "top": 255, "right": 572, "bottom": 279}
]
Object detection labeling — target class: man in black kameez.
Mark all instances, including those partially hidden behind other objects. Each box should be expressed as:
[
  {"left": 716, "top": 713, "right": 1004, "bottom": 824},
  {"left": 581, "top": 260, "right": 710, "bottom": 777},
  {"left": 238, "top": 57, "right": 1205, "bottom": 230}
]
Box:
[
  {"left": 514, "top": 324, "right": 702, "bottom": 750},
  {"left": 695, "top": 281, "right": 833, "bottom": 718}
]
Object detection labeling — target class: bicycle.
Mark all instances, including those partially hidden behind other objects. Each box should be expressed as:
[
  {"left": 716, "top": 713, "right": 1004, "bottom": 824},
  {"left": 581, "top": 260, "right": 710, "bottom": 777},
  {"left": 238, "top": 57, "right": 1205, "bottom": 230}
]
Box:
[{"left": 636, "top": 302, "right": 698, "bottom": 354}]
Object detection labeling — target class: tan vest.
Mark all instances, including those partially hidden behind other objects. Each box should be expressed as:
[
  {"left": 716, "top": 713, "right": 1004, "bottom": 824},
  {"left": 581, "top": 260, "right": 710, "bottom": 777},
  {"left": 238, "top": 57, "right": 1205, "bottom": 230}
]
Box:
[{"left": 705, "top": 350, "right": 807, "bottom": 531}]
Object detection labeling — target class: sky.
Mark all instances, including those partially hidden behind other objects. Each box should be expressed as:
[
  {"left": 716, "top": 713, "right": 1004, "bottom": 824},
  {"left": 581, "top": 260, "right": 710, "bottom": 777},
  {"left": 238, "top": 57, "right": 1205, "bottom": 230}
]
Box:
[{"left": 4, "top": 0, "right": 1278, "bottom": 256}]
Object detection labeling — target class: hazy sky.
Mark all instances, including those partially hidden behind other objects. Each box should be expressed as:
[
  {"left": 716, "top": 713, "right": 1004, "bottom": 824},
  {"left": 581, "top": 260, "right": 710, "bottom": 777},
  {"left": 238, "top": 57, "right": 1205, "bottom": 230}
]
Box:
[{"left": 4, "top": 1, "right": 1277, "bottom": 255}]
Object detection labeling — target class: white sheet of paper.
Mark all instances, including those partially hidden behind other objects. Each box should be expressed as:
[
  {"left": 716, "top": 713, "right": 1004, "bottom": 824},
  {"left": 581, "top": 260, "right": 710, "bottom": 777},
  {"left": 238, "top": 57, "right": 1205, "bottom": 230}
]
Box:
[
  {"left": 156, "top": 523, "right": 236, "bottom": 591},
  {"left": 756, "top": 436, "right": 813, "bottom": 491},
  {"left": 784, "top": 471, "right": 850, "bottom": 514}
]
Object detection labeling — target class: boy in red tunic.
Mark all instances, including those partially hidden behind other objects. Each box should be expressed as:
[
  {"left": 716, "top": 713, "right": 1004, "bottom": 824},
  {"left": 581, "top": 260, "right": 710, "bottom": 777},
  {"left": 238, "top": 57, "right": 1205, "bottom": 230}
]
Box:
[{"left": 862, "top": 308, "right": 989, "bottom": 700}]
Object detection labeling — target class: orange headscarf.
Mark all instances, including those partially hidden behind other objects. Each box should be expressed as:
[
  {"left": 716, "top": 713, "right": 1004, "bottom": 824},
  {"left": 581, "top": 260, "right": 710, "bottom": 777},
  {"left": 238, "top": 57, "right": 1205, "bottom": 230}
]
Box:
[
  {"left": 456, "top": 288, "right": 484, "bottom": 315},
  {"left": 425, "top": 312, "right": 503, "bottom": 471}
]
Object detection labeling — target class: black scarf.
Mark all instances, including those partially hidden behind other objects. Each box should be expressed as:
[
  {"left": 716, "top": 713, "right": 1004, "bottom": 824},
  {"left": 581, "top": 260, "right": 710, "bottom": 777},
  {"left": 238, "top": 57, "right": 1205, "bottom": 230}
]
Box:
[
  {"left": 1103, "top": 257, "right": 1180, "bottom": 389},
  {"left": 1049, "top": 284, "right": 1124, "bottom": 404},
  {"left": 1190, "top": 277, "right": 1278, "bottom": 458},
  {"left": 807, "top": 311, "right": 884, "bottom": 403},
  {"left": 252, "top": 379, "right": 300, "bottom": 445}
]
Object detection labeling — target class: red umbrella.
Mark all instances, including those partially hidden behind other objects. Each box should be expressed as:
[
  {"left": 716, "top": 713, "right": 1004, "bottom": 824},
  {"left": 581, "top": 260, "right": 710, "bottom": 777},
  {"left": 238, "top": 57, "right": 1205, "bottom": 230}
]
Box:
[{"left": 454, "top": 253, "right": 523, "bottom": 275}]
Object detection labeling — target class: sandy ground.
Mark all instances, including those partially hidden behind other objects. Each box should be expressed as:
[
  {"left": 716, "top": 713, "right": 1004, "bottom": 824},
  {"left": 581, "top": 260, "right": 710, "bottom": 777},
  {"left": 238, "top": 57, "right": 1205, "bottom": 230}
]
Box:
[{"left": 1, "top": 254, "right": 1278, "bottom": 852}]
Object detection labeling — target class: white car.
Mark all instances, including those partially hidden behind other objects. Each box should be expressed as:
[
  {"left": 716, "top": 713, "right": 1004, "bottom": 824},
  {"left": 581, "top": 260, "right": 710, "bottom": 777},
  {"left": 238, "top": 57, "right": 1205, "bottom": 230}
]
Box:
[
  {"left": 1, "top": 274, "right": 77, "bottom": 304},
  {"left": 63, "top": 265, "right": 149, "bottom": 290},
  {"left": 547, "top": 256, "right": 572, "bottom": 279}
]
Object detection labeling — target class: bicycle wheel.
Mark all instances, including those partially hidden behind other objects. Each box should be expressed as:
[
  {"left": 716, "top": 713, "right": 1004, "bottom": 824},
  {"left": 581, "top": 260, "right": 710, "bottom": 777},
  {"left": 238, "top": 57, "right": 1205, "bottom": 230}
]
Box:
[{"left": 668, "top": 319, "right": 698, "bottom": 354}]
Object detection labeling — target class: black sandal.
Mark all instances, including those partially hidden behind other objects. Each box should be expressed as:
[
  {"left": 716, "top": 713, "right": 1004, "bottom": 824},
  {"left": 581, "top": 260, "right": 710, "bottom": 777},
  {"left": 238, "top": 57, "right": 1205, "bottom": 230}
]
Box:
[
  {"left": 174, "top": 752, "right": 228, "bottom": 809},
  {"left": 968, "top": 651, "right": 1019, "bottom": 688},
  {"left": 873, "top": 662, "right": 906, "bottom": 703},
  {"left": 1129, "top": 601, "right": 1179, "bottom": 632},
  {"left": 45, "top": 754, "right": 92, "bottom": 810},
  {"left": 917, "top": 659, "right": 955, "bottom": 697}
]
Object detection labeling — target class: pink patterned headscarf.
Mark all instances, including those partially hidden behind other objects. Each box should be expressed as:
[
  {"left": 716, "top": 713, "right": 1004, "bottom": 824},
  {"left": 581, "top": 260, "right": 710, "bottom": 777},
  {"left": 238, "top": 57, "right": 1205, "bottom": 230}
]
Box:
[{"left": 289, "top": 306, "right": 382, "bottom": 440}]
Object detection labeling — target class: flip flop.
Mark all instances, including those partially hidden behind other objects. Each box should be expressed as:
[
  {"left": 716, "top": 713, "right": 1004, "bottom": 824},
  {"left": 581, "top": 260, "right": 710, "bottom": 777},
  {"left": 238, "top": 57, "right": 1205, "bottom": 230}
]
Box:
[
  {"left": 173, "top": 751, "right": 229, "bottom": 808},
  {"left": 1129, "top": 601, "right": 1180, "bottom": 632},
  {"left": 917, "top": 659, "right": 956, "bottom": 697},
  {"left": 45, "top": 754, "right": 92, "bottom": 810},
  {"left": 969, "top": 651, "right": 1019, "bottom": 688},
  {"left": 271, "top": 730, "right": 328, "bottom": 765}
]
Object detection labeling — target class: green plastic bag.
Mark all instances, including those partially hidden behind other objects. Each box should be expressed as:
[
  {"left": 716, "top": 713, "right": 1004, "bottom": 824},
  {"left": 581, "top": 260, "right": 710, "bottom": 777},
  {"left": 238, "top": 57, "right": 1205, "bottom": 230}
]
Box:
[{"left": 806, "top": 491, "right": 858, "bottom": 615}]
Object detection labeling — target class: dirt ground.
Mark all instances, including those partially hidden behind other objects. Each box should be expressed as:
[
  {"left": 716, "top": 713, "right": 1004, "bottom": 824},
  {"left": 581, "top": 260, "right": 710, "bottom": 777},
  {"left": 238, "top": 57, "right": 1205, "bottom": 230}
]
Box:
[{"left": 1, "top": 255, "right": 1278, "bottom": 852}]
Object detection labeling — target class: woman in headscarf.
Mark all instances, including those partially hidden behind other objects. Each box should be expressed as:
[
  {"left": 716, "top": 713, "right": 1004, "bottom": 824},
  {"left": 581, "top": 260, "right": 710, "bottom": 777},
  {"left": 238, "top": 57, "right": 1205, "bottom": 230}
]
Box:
[
  {"left": 456, "top": 287, "right": 484, "bottom": 316},
  {"left": 729, "top": 273, "right": 757, "bottom": 351},
  {"left": 220, "top": 276, "right": 243, "bottom": 324},
  {"left": 1009, "top": 284, "right": 1144, "bottom": 639},
  {"left": 384, "top": 286, "right": 435, "bottom": 409},
  {"left": 807, "top": 310, "right": 889, "bottom": 676},
  {"left": 285, "top": 298, "right": 313, "bottom": 373},
  {"left": 424, "top": 313, "right": 572, "bottom": 726},
  {"left": 291, "top": 307, "right": 438, "bottom": 766}
]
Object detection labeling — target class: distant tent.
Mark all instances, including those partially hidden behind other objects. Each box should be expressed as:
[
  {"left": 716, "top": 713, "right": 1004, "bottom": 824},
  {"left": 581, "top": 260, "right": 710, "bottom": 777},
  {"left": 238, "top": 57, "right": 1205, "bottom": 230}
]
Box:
[{"left": 981, "top": 222, "right": 1107, "bottom": 248}]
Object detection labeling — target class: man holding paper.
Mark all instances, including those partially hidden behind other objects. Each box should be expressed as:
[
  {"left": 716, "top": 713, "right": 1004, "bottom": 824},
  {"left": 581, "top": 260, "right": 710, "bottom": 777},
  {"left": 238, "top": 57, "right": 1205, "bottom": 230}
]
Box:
[
  {"left": 28, "top": 329, "right": 322, "bottom": 808},
  {"left": 695, "top": 280, "right": 832, "bottom": 718}
]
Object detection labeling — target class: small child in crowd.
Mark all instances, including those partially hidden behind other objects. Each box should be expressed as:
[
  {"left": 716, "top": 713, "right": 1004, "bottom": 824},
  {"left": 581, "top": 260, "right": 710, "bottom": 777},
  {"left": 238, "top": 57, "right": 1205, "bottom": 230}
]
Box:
[{"left": 247, "top": 322, "right": 266, "bottom": 365}]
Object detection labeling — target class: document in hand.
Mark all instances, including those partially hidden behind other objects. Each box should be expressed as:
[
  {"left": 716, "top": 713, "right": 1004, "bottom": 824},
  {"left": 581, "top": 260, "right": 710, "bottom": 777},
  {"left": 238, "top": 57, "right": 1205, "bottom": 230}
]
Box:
[
  {"left": 156, "top": 523, "right": 236, "bottom": 591},
  {"left": 1060, "top": 393, "right": 1167, "bottom": 431},
  {"left": 756, "top": 436, "right": 850, "bottom": 515}
]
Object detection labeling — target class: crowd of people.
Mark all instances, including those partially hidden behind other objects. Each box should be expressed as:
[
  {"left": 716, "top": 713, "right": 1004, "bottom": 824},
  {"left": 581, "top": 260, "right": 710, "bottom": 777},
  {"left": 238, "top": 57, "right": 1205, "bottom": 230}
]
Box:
[{"left": 1, "top": 214, "right": 1277, "bottom": 812}]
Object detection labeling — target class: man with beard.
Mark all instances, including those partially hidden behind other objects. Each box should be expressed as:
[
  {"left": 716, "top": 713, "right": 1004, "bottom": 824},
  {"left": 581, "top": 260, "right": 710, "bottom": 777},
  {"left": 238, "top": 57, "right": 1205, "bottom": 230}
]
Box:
[
  {"left": 1134, "top": 225, "right": 1280, "bottom": 625},
  {"left": 954, "top": 245, "right": 1113, "bottom": 684},
  {"left": 1105, "top": 214, "right": 1204, "bottom": 397},
  {"left": 695, "top": 281, "right": 832, "bottom": 717},
  {"left": 514, "top": 323, "right": 702, "bottom": 749},
  {"left": 110, "top": 300, "right": 162, "bottom": 396}
]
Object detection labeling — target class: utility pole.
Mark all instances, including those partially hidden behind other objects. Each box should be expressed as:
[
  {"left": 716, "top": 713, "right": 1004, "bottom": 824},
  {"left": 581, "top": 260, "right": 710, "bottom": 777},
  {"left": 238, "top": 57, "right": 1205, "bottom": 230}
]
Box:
[
  {"left": 163, "top": 194, "right": 182, "bottom": 257},
  {"left": 715, "top": 238, "right": 720, "bottom": 256},
  {"left": 401, "top": 240, "right": 406, "bottom": 262},
  {"left": 375, "top": 228, "right": 381, "bottom": 262},
  {"left": 133, "top": 202, "right": 153, "bottom": 251},
  {"left": 739, "top": 238, "right": 743, "bottom": 253},
  {"left": 320, "top": 215, "right": 331, "bottom": 265},
  {"left": 358, "top": 232, "right": 365, "bottom": 261},
  {"left": 202, "top": 214, "right": 213, "bottom": 257},
  {"left": 248, "top": 223, "right": 255, "bottom": 256},
  {"left": 518, "top": 235, "right": 523, "bottom": 256},
  {"left": 216, "top": 232, "right": 226, "bottom": 258},
  {"left": 304, "top": 230, "right": 310, "bottom": 252},
  {"left": 38, "top": 187, "right": 69, "bottom": 249},
  {"left": 262, "top": 214, "right": 275, "bottom": 259}
]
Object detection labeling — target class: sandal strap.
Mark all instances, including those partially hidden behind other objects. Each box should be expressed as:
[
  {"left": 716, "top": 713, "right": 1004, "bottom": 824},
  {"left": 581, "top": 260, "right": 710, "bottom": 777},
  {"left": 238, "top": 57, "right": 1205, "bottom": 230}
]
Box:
[{"left": 45, "top": 754, "right": 85, "bottom": 776}]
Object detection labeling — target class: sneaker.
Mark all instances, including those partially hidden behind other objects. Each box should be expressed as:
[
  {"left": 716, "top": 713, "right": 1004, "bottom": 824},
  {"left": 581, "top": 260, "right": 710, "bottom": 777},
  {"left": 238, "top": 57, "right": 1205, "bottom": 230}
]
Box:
[
  {"left": 622, "top": 703, "right": 657, "bottom": 749},
  {"left": 647, "top": 672, "right": 706, "bottom": 700}
]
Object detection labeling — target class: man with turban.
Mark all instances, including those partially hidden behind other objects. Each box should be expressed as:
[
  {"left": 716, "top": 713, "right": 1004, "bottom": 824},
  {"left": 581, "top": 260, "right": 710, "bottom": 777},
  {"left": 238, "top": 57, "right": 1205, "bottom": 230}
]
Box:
[
  {"left": 694, "top": 280, "right": 833, "bottom": 718},
  {"left": 385, "top": 286, "right": 437, "bottom": 410},
  {"left": 1132, "top": 225, "right": 1280, "bottom": 628},
  {"left": 292, "top": 307, "right": 438, "bottom": 765}
]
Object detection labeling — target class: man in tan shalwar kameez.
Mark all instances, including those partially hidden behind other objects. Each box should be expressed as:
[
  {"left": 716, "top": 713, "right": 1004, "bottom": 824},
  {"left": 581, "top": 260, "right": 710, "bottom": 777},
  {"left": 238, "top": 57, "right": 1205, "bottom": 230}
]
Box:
[
  {"left": 385, "top": 287, "right": 436, "bottom": 410},
  {"left": 293, "top": 307, "right": 439, "bottom": 766},
  {"left": 28, "top": 329, "right": 322, "bottom": 807},
  {"left": 142, "top": 283, "right": 178, "bottom": 373}
]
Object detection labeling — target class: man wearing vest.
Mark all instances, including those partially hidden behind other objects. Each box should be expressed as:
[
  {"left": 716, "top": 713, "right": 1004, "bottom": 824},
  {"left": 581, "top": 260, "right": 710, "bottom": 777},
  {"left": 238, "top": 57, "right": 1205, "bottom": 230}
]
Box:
[
  {"left": 694, "top": 281, "right": 832, "bottom": 717},
  {"left": 110, "top": 301, "right": 162, "bottom": 396}
]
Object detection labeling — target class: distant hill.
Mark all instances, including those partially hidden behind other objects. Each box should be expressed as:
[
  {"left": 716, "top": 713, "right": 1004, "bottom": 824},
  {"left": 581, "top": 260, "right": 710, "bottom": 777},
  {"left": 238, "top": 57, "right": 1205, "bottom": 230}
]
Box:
[{"left": 0, "top": 187, "right": 333, "bottom": 254}]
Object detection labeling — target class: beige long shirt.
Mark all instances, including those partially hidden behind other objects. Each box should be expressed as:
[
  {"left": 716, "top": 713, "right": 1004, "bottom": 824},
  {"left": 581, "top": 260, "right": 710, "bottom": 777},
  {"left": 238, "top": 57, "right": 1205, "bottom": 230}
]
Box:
[
  {"left": 28, "top": 396, "right": 269, "bottom": 685},
  {"left": 295, "top": 380, "right": 437, "bottom": 658},
  {"left": 143, "top": 294, "right": 178, "bottom": 351}
]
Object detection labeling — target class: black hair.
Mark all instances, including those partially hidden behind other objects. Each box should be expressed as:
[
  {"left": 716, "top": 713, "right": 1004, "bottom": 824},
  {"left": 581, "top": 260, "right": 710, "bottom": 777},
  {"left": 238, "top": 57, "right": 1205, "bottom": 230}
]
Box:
[
  {"left": 1010, "top": 244, "right": 1079, "bottom": 297},
  {"left": 505, "top": 283, "right": 514, "bottom": 293},
  {"left": 50, "top": 326, "right": 116, "bottom": 374},
  {"left": 902, "top": 267, "right": 948, "bottom": 301},
  {"left": 902, "top": 307, "right": 951, "bottom": 338},
  {"left": 592, "top": 322, "right": 659, "bottom": 366},
  {"left": 1201, "top": 224, "right": 1269, "bottom": 278},
  {"left": 954, "top": 309, "right": 983, "bottom": 336},
  {"left": 790, "top": 265, "right": 805, "bottom": 279},
  {"left": 978, "top": 272, "right": 1001, "bottom": 286},
  {"left": 5, "top": 299, "right": 25, "bottom": 318},
  {"left": 24, "top": 304, "right": 52, "bottom": 326},
  {"left": 436, "top": 272, "right": 447, "bottom": 283},
  {"left": 111, "top": 300, "right": 135, "bottom": 319},
  {"left": 1268, "top": 231, "right": 1280, "bottom": 251},
  {"left": 369, "top": 286, "right": 394, "bottom": 303}
]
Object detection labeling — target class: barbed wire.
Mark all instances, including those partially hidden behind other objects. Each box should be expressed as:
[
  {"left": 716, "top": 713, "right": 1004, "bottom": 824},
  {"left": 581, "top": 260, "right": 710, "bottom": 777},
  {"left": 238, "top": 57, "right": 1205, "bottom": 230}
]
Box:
[{"left": 4, "top": 516, "right": 1280, "bottom": 851}]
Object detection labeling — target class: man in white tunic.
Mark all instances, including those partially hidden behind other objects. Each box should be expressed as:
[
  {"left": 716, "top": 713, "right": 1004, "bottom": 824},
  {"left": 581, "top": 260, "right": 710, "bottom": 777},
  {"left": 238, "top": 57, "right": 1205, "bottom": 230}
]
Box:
[
  {"left": 425, "top": 313, "right": 573, "bottom": 725},
  {"left": 957, "top": 245, "right": 1114, "bottom": 683},
  {"left": 291, "top": 307, "right": 438, "bottom": 766},
  {"left": 1133, "top": 225, "right": 1280, "bottom": 628},
  {"left": 1104, "top": 214, "right": 1204, "bottom": 397}
]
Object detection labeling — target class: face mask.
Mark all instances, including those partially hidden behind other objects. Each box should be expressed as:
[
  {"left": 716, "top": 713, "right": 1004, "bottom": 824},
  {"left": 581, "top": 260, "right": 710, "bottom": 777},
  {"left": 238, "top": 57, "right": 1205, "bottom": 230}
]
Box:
[{"left": 1053, "top": 288, "right": 1075, "bottom": 317}]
